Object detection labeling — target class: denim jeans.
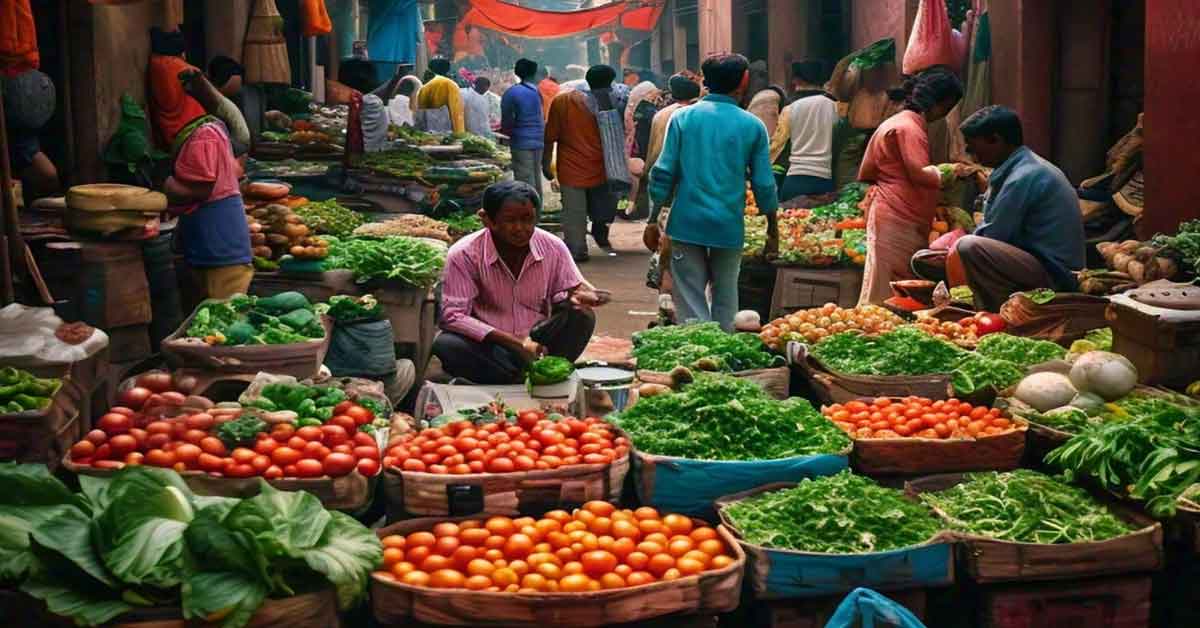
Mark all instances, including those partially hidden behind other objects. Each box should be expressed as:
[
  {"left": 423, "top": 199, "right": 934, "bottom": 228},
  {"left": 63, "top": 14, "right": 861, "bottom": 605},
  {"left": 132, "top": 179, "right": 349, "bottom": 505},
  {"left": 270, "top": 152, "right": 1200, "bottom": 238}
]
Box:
[
  {"left": 670, "top": 241, "right": 741, "bottom": 331},
  {"left": 510, "top": 148, "right": 544, "bottom": 208}
]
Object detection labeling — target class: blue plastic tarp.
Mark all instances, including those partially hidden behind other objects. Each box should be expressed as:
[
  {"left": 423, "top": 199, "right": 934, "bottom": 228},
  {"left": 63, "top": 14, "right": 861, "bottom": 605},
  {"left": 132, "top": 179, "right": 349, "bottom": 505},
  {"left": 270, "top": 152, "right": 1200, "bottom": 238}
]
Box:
[
  {"left": 634, "top": 452, "right": 849, "bottom": 517},
  {"left": 752, "top": 540, "right": 953, "bottom": 599},
  {"left": 825, "top": 587, "right": 929, "bottom": 628}
]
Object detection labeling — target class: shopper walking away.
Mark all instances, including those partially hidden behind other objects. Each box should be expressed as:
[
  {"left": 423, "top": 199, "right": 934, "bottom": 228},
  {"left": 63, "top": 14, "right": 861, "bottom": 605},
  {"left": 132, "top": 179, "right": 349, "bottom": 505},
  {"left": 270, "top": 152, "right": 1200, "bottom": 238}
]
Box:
[
  {"left": 770, "top": 60, "right": 839, "bottom": 205},
  {"left": 415, "top": 57, "right": 465, "bottom": 133},
  {"left": 856, "top": 66, "right": 962, "bottom": 306},
  {"left": 434, "top": 181, "right": 607, "bottom": 385},
  {"left": 647, "top": 53, "right": 779, "bottom": 331},
  {"left": 461, "top": 76, "right": 494, "bottom": 138},
  {"left": 544, "top": 65, "right": 623, "bottom": 261},
  {"left": 538, "top": 67, "right": 559, "bottom": 121},
  {"left": 502, "top": 58, "right": 546, "bottom": 198}
]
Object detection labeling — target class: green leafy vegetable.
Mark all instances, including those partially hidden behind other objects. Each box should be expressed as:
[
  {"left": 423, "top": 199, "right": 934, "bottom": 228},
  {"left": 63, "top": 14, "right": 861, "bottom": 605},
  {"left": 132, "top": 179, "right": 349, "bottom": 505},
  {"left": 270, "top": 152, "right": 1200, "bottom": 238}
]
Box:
[
  {"left": 951, "top": 353, "right": 1024, "bottom": 396},
  {"left": 323, "top": 236, "right": 446, "bottom": 287},
  {"left": 186, "top": 294, "right": 324, "bottom": 346},
  {"left": 848, "top": 38, "right": 897, "bottom": 71},
  {"left": 975, "top": 333, "right": 1067, "bottom": 369},
  {"left": 614, "top": 375, "right": 849, "bottom": 460},
  {"left": 920, "top": 470, "right": 1134, "bottom": 543},
  {"left": 527, "top": 357, "right": 575, "bottom": 386},
  {"left": 1151, "top": 219, "right": 1200, "bottom": 275},
  {"left": 215, "top": 416, "right": 268, "bottom": 449},
  {"left": 440, "top": 211, "right": 484, "bottom": 236},
  {"left": 723, "top": 471, "right": 942, "bottom": 553},
  {"left": 812, "top": 326, "right": 967, "bottom": 376},
  {"left": 1026, "top": 288, "right": 1057, "bottom": 304},
  {"left": 633, "top": 323, "right": 780, "bottom": 372},
  {"left": 326, "top": 294, "right": 383, "bottom": 322},
  {"left": 295, "top": 200, "right": 366, "bottom": 237}
]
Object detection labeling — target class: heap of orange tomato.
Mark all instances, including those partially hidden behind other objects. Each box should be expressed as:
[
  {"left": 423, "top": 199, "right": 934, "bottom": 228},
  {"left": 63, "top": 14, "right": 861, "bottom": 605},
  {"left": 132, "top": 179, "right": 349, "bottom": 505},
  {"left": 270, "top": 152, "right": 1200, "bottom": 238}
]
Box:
[
  {"left": 822, "top": 396, "right": 1020, "bottom": 440},
  {"left": 384, "top": 410, "right": 629, "bottom": 475},
  {"left": 375, "top": 501, "right": 735, "bottom": 593}
]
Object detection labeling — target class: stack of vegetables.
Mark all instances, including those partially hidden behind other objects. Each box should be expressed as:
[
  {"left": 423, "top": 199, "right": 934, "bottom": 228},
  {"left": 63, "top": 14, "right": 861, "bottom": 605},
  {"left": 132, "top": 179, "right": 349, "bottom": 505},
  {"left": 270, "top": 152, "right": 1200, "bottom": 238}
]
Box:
[
  {"left": 914, "top": 311, "right": 1006, "bottom": 347},
  {"left": 722, "top": 471, "right": 942, "bottom": 553},
  {"left": 615, "top": 375, "right": 849, "bottom": 462},
  {"left": 353, "top": 214, "right": 453, "bottom": 242},
  {"left": 323, "top": 236, "right": 446, "bottom": 287},
  {"left": 295, "top": 199, "right": 366, "bottom": 238},
  {"left": 0, "top": 367, "right": 60, "bottom": 413},
  {"left": 185, "top": 292, "right": 325, "bottom": 346},
  {"left": 1097, "top": 238, "right": 1184, "bottom": 285},
  {"left": 1150, "top": 218, "right": 1200, "bottom": 277},
  {"left": 382, "top": 410, "right": 627, "bottom": 475},
  {"left": 822, "top": 396, "right": 1021, "bottom": 440},
  {"left": 744, "top": 183, "right": 869, "bottom": 265},
  {"left": 241, "top": 381, "right": 390, "bottom": 433},
  {"left": 0, "top": 463, "right": 380, "bottom": 628},
  {"left": 759, "top": 304, "right": 904, "bottom": 350},
  {"left": 375, "top": 501, "right": 736, "bottom": 592},
  {"left": 70, "top": 375, "right": 384, "bottom": 480},
  {"left": 245, "top": 202, "right": 328, "bottom": 261},
  {"left": 439, "top": 210, "right": 484, "bottom": 238},
  {"left": 631, "top": 322, "right": 780, "bottom": 373},
  {"left": 918, "top": 469, "right": 1135, "bottom": 543}
]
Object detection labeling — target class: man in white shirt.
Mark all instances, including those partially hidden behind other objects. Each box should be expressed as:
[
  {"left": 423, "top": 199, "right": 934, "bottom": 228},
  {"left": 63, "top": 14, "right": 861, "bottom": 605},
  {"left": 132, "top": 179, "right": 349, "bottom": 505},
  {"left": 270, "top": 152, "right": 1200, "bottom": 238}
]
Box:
[
  {"left": 461, "top": 76, "right": 495, "bottom": 138},
  {"left": 769, "top": 60, "right": 839, "bottom": 204}
]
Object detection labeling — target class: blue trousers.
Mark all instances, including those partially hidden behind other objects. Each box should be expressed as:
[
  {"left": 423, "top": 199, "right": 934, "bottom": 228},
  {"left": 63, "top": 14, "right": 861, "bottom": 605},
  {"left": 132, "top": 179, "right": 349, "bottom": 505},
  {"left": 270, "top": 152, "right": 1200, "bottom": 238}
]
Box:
[{"left": 670, "top": 241, "right": 741, "bottom": 331}]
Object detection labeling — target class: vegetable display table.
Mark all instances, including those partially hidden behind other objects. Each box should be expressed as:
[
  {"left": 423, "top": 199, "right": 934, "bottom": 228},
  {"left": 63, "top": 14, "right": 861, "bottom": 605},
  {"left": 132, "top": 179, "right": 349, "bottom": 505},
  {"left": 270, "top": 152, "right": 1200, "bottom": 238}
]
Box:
[{"left": 769, "top": 267, "right": 863, "bottom": 319}]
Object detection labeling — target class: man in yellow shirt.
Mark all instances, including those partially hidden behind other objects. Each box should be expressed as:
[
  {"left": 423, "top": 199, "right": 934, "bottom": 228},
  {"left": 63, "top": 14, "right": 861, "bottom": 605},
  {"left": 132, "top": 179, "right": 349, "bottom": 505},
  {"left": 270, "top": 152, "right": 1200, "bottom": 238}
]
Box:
[{"left": 415, "top": 58, "right": 465, "bottom": 134}]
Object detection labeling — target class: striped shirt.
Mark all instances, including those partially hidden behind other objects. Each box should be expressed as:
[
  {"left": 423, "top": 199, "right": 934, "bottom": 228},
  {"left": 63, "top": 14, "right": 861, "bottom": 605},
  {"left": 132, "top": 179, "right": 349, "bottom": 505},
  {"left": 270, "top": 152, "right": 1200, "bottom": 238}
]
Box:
[{"left": 440, "top": 228, "right": 584, "bottom": 342}]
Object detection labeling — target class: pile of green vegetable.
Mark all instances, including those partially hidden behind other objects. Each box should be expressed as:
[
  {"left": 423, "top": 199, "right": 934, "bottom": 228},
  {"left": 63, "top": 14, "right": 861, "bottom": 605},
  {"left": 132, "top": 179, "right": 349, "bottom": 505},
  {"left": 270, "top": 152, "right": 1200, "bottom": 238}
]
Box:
[
  {"left": 0, "top": 463, "right": 381, "bottom": 628},
  {"left": 919, "top": 470, "right": 1134, "bottom": 544},
  {"left": 526, "top": 357, "right": 575, "bottom": 386},
  {"left": 614, "top": 375, "right": 849, "bottom": 461},
  {"left": 722, "top": 471, "right": 942, "bottom": 553},
  {"left": 448, "top": 132, "right": 503, "bottom": 159},
  {"left": 323, "top": 236, "right": 446, "bottom": 286},
  {"left": 1046, "top": 392, "right": 1200, "bottom": 517},
  {"left": 294, "top": 199, "right": 366, "bottom": 237},
  {"left": 326, "top": 294, "right": 383, "bottom": 323},
  {"left": 974, "top": 333, "right": 1067, "bottom": 370},
  {"left": 440, "top": 210, "right": 484, "bottom": 236},
  {"left": 632, "top": 322, "right": 781, "bottom": 372},
  {"left": 241, "top": 382, "right": 386, "bottom": 430},
  {"left": 1070, "top": 327, "right": 1114, "bottom": 354},
  {"left": 951, "top": 333, "right": 1067, "bottom": 396},
  {"left": 1151, "top": 218, "right": 1200, "bottom": 276},
  {"left": 808, "top": 183, "right": 868, "bottom": 221},
  {"left": 185, "top": 292, "right": 324, "bottom": 346},
  {"left": 0, "top": 367, "right": 60, "bottom": 413},
  {"left": 359, "top": 146, "right": 433, "bottom": 179}
]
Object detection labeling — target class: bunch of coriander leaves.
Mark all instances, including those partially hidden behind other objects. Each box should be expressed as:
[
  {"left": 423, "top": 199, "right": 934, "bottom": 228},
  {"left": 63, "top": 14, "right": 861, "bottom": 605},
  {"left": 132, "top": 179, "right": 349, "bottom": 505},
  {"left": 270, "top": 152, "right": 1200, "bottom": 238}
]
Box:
[{"left": 631, "top": 322, "right": 781, "bottom": 372}]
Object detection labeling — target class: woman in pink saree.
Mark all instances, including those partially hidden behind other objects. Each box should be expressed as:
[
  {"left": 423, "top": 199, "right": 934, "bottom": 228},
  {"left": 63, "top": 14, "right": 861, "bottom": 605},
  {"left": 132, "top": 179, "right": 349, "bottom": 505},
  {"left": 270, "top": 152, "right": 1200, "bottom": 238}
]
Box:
[{"left": 857, "top": 67, "right": 963, "bottom": 305}]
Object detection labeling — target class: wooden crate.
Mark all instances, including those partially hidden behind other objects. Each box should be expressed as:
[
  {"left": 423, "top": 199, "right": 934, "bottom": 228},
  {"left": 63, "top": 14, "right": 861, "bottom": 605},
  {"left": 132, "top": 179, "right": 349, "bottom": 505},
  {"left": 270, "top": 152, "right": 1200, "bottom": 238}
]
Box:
[
  {"left": 752, "top": 588, "right": 927, "bottom": 628},
  {"left": 769, "top": 267, "right": 862, "bottom": 319},
  {"left": 977, "top": 575, "right": 1151, "bottom": 628},
  {"left": 39, "top": 240, "right": 152, "bottom": 328},
  {"left": 1107, "top": 297, "right": 1200, "bottom": 388}
]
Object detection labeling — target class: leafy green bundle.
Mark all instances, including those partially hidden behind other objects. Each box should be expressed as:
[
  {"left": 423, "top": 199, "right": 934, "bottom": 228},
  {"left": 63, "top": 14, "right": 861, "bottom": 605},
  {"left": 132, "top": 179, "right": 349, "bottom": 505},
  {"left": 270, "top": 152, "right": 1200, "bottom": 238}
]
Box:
[
  {"left": 974, "top": 333, "right": 1067, "bottom": 370},
  {"left": 614, "top": 375, "right": 849, "bottom": 461},
  {"left": 811, "top": 327, "right": 967, "bottom": 376},
  {"left": 294, "top": 200, "right": 366, "bottom": 237},
  {"left": 326, "top": 294, "right": 383, "bottom": 323},
  {"left": 951, "top": 353, "right": 1024, "bottom": 397},
  {"left": 722, "top": 471, "right": 942, "bottom": 553},
  {"left": 527, "top": 357, "right": 575, "bottom": 386},
  {"left": 919, "top": 470, "right": 1133, "bottom": 544},
  {"left": 0, "top": 463, "right": 380, "bottom": 628},
  {"left": 1151, "top": 218, "right": 1200, "bottom": 275},
  {"left": 440, "top": 211, "right": 484, "bottom": 236},
  {"left": 632, "top": 322, "right": 780, "bottom": 372},
  {"left": 186, "top": 292, "right": 324, "bottom": 346},
  {"left": 323, "top": 236, "right": 446, "bottom": 287}
]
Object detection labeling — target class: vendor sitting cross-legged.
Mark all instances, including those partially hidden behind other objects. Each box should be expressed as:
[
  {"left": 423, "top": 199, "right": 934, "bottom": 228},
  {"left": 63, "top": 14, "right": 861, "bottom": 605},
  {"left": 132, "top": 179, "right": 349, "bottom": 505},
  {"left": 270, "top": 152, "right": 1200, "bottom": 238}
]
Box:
[{"left": 434, "top": 181, "right": 607, "bottom": 385}]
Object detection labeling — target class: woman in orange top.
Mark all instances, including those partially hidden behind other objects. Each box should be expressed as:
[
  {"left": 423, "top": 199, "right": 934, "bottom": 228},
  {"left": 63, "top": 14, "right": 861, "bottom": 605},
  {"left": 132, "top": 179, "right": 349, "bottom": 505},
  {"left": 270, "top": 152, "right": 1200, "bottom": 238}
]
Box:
[{"left": 856, "top": 67, "right": 963, "bottom": 305}]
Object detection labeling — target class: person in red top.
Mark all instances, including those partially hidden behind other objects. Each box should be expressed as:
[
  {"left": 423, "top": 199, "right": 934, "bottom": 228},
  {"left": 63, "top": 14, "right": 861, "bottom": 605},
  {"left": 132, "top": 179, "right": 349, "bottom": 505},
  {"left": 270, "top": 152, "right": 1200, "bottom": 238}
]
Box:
[
  {"left": 856, "top": 66, "right": 962, "bottom": 305},
  {"left": 434, "top": 181, "right": 607, "bottom": 385}
]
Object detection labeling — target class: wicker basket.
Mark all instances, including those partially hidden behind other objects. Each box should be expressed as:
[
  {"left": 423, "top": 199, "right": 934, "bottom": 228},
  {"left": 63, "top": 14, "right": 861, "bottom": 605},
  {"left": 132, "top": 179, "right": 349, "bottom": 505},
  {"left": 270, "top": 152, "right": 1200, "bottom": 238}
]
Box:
[
  {"left": 369, "top": 515, "right": 745, "bottom": 626},
  {"left": 243, "top": 0, "right": 291, "bottom": 84}
]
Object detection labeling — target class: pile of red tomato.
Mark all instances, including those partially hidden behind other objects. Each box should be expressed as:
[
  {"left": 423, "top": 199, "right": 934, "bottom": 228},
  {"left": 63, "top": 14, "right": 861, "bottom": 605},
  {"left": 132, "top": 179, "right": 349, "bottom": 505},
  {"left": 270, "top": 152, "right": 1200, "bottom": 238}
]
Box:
[
  {"left": 69, "top": 396, "right": 382, "bottom": 480},
  {"left": 383, "top": 410, "right": 629, "bottom": 475},
  {"left": 822, "top": 396, "right": 1020, "bottom": 440},
  {"left": 375, "top": 501, "right": 736, "bottom": 592}
]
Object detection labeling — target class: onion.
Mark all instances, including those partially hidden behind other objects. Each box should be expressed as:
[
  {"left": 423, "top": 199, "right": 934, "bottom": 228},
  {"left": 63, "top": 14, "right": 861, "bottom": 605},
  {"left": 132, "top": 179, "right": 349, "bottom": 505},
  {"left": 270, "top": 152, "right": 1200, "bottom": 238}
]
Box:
[
  {"left": 174, "top": 374, "right": 199, "bottom": 394},
  {"left": 1015, "top": 372, "right": 1078, "bottom": 412},
  {"left": 1069, "top": 351, "right": 1138, "bottom": 401}
]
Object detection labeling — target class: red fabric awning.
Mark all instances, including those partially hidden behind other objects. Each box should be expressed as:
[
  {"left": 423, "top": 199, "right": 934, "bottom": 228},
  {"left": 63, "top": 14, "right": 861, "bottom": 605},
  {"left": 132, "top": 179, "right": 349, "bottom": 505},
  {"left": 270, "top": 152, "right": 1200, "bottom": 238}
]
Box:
[{"left": 460, "top": 0, "right": 665, "bottom": 40}]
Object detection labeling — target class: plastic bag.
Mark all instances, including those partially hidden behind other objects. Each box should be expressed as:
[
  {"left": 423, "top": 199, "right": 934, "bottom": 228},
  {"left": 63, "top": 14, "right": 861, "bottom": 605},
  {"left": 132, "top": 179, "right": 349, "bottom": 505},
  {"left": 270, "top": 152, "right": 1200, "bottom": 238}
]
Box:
[
  {"left": 825, "top": 588, "right": 928, "bottom": 628},
  {"left": 903, "top": 0, "right": 958, "bottom": 76},
  {"left": 0, "top": 304, "right": 109, "bottom": 367},
  {"left": 324, "top": 319, "right": 397, "bottom": 378},
  {"left": 301, "top": 0, "right": 332, "bottom": 36}
]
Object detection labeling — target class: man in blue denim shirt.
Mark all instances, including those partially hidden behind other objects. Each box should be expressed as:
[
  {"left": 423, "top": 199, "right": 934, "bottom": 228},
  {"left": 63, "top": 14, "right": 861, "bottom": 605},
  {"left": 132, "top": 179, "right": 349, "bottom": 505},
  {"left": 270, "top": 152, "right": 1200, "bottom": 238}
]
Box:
[
  {"left": 501, "top": 58, "right": 546, "bottom": 199},
  {"left": 646, "top": 54, "right": 779, "bottom": 330}
]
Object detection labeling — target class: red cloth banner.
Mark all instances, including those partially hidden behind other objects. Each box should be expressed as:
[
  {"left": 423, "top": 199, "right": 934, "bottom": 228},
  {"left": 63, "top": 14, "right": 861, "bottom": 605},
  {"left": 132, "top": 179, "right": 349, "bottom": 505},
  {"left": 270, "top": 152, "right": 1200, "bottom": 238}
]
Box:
[{"left": 459, "top": 0, "right": 665, "bottom": 40}]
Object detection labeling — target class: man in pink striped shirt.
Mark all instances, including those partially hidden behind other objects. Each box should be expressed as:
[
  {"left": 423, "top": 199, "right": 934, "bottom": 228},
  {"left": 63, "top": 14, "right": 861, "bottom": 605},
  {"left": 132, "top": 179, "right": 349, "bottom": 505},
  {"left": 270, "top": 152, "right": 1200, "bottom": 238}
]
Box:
[{"left": 434, "top": 181, "right": 606, "bottom": 384}]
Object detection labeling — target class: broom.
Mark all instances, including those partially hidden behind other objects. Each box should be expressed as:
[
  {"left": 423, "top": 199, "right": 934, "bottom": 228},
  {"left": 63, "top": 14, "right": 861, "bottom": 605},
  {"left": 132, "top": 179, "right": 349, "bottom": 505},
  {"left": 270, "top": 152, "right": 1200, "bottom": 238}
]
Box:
[{"left": 243, "top": 0, "right": 291, "bottom": 84}]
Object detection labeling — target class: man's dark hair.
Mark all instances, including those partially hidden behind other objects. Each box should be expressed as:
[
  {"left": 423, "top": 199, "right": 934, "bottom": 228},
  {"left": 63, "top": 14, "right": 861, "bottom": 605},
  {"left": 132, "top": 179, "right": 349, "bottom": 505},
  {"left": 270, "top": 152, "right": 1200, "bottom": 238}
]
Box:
[
  {"left": 515, "top": 58, "right": 538, "bottom": 80},
  {"left": 668, "top": 73, "right": 701, "bottom": 101},
  {"left": 960, "top": 105, "right": 1024, "bottom": 146},
  {"left": 339, "top": 58, "right": 378, "bottom": 94},
  {"left": 701, "top": 53, "right": 750, "bottom": 95},
  {"left": 482, "top": 180, "right": 541, "bottom": 220},
  {"left": 474, "top": 76, "right": 492, "bottom": 93},
  {"left": 208, "top": 56, "right": 245, "bottom": 88},
  {"left": 586, "top": 65, "right": 616, "bottom": 90},
  {"left": 429, "top": 57, "right": 452, "bottom": 76},
  {"left": 903, "top": 65, "right": 963, "bottom": 114},
  {"left": 791, "top": 59, "right": 827, "bottom": 86}
]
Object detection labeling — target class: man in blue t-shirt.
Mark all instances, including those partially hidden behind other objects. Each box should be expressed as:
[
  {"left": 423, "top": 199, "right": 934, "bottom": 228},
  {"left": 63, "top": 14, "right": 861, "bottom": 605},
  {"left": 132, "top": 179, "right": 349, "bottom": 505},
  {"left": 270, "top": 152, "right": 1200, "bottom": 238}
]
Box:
[{"left": 501, "top": 58, "right": 546, "bottom": 201}]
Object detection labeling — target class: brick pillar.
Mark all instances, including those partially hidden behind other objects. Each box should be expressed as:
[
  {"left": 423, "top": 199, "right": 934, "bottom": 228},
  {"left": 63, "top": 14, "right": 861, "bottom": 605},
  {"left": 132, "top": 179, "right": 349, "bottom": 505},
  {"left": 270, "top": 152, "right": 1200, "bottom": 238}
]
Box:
[{"left": 698, "top": 0, "right": 731, "bottom": 58}]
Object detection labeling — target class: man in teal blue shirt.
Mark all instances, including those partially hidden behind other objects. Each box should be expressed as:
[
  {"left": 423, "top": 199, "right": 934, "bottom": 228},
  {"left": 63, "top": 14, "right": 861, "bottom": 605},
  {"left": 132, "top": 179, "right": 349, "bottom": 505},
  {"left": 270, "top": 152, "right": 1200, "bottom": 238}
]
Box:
[{"left": 645, "top": 54, "right": 779, "bottom": 330}]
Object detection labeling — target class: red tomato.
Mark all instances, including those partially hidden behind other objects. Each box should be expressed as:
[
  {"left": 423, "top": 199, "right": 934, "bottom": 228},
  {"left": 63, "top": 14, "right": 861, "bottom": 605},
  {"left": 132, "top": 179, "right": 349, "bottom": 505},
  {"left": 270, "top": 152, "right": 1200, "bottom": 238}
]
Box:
[
  {"left": 108, "top": 406, "right": 137, "bottom": 418},
  {"left": 145, "top": 421, "right": 172, "bottom": 435},
  {"left": 197, "top": 453, "right": 225, "bottom": 473},
  {"left": 296, "top": 426, "right": 324, "bottom": 442},
  {"left": 287, "top": 436, "right": 308, "bottom": 451},
  {"left": 124, "top": 452, "right": 145, "bottom": 466},
  {"left": 108, "top": 434, "right": 137, "bottom": 457},
  {"left": 357, "top": 458, "right": 381, "bottom": 476},
  {"left": 320, "top": 424, "right": 350, "bottom": 446},
  {"left": 401, "top": 458, "right": 426, "bottom": 472},
  {"left": 303, "top": 441, "right": 326, "bottom": 459},
  {"left": 346, "top": 405, "right": 374, "bottom": 425},
  {"left": 295, "top": 459, "right": 324, "bottom": 478},
  {"left": 224, "top": 462, "right": 257, "bottom": 478},
  {"left": 353, "top": 432, "right": 376, "bottom": 448},
  {"left": 128, "top": 428, "right": 148, "bottom": 447},
  {"left": 271, "top": 424, "right": 295, "bottom": 443},
  {"left": 329, "top": 415, "right": 357, "bottom": 433},
  {"left": 333, "top": 401, "right": 356, "bottom": 415},
  {"left": 250, "top": 455, "right": 272, "bottom": 473},
  {"left": 283, "top": 464, "right": 299, "bottom": 477},
  {"left": 70, "top": 440, "right": 96, "bottom": 459},
  {"left": 145, "top": 449, "right": 175, "bottom": 467},
  {"left": 183, "top": 429, "right": 208, "bottom": 445},
  {"left": 513, "top": 455, "right": 536, "bottom": 471},
  {"left": 174, "top": 444, "right": 203, "bottom": 466},
  {"left": 117, "top": 386, "right": 153, "bottom": 410},
  {"left": 518, "top": 411, "right": 542, "bottom": 431},
  {"left": 185, "top": 414, "right": 215, "bottom": 431},
  {"left": 333, "top": 444, "right": 355, "bottom": 455},
  {"left": 322, "top": 452, "right": 357, "bottom": 477},
  {"left": 146, "top": 433, "right": 171, "bottom": 450},
  {"left": 272, "top": 447, "right": 303, "bottom": 467},
  {"left": 252, "top": 437, "right": 277, "bottom": 456},
  {"left": 98, "top": 413, "right": 132, "bottom": 435},
  {"left": 354, "top": 445, "right": 380, "bottom": 460},
  {"left": 231, "top": 448, "right": 257, "bottom": 464},
  {"left": 93, "top": 460, "right": 125, "bottom": 470},
  {"left": 263, "top": 465, "right": 284, "bottom": 480}
]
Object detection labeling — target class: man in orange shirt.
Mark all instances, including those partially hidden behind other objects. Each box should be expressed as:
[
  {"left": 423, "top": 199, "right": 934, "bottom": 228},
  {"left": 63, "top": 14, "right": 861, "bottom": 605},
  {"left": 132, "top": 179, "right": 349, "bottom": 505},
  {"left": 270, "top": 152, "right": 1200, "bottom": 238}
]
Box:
[{"left": 542, "top": 65, "right": 620, "bottom": 262}]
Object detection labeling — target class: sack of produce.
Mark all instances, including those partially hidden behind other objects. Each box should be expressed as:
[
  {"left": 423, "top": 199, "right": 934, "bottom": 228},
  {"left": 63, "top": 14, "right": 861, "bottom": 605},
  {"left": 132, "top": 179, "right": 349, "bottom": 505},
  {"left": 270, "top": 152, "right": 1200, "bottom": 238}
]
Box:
[
  {"left": 716, "top": 472, "right": 954, "bottom": 599},
  {"left": 369, "top": 502, "right": 745, "bottom": 626},
  {"left": 381, "top": 409, "right": 629, "bottom": 517},
  {"left": 0, "top": 463, "right": 380, "bottom": 628},
  {"left": 0, "top": 304, "right": 109, "bottom": 367},
  {"left": 162, "top": 293, "right": 332, "bottom": 379},
  {"left": 908, "top": 470, "right": 1163, "bottom": 583},
  {"left": 323, "top": 295, "right": 398, "bottom": 379},
  {"left": 614, "top": 375, "right": 851, "bottom": 517},
  {"left": 631, "top": 322, "right": 789, "bottom": 399},
  {"left": 822, "top": 396, "right": 1027, "bottom": 475}
]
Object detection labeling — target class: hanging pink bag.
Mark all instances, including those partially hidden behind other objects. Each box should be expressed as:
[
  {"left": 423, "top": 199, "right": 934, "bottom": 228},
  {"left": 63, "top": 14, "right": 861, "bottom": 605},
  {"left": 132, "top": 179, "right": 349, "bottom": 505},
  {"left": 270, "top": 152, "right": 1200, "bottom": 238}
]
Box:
[{"left": 903, "top": 0, "right": 958, "bottom": 75}]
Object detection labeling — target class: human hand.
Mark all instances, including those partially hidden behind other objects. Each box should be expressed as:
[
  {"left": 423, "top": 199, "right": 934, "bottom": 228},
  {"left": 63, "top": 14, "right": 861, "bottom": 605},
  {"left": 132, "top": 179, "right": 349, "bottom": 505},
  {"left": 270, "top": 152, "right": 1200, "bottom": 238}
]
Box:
[
  {"left": 571, "top": 287, "right": 610, "bottom": 309},
  {"left": 643, "top": 224, "right": 661, "bottom": 252},
  {"left": 518, "top": 338, "right": 545, "bottom": 363},
  {"left": 764, "top": 234, "right": 780, "bottom": 260}
]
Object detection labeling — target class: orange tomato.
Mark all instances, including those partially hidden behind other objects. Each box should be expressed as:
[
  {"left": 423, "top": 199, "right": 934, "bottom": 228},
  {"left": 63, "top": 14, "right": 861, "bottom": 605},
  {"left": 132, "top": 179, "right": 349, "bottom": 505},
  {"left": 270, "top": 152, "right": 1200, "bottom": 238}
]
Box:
[
  {"left": 464, "top": 575, "right": 492, "bottom": 590},
  {"left": 625, "top": 551, "right": 650, "bottom": 571},
  {"left": 503, "top": 533, "right": 534, "bottom": 559},
  {"left": 466, "top": 559, "right": 495, "bottom": 577},
  {"left": 400, "top": 570, "right": 431, "bottom": 586},
  {"left": 507, "top": 560, "right": 530, "bottom": 576},
  {"left": 491, "top": 567, "right": 519, "bottom": 587},
  {"left": 626, "top": 571, "right": 655, "bottom": 586},
  {"left": 633, "top": 506, "right": 660, "bottom": 521},
  {"left": 408, "top": 531, "right": 436, "bottom": 548},
  {"left": 420, "top": 555, "right": 452, "bottom": 573},
  {"left": 588, "top": 516, "right": 613, "bottom": 535},
  {"left": 527, "top": 552, "right": 561, "bottom": 567},
  {"left": 390, "top": 561, "right": 416, "bottom": 578},
  {"left": 459, "top": 528, "right": 490, "bottom": 546},
  {"left": 682, "top": 550, "right": 712, "bottom": 567},
  {"left": 637, "top": 540, "right": 665, "bottom": 556},
  {"left": 406, "top": 545, "right": 432, "bottom": 566},
  {"left": 667, "top": 537, "right": 694, "bottom": 558},
  {"left": 647, "top": 553, "right": 675, "bottom": 577},
  {"left": 562, "top": 561, "right": 584, "bottom": 576},
  {"left": 521, "top": 573, "right": 549, "bottom": 591},
  {"left": 432, "top": 522, "right": 460, "bottom": 538},
  {"left": 558, "top": 574, "right": 592, "bottom": 592},
  {"left": 383, "top": 547, "right": 406, "bottom": 565},
  {"left": 690, "top": 527, "right": 719, "bottom": 543},
  {"left": 535, "top": 562, "right": 563, "bottom": 581},
  {"left": 711, "top": 555, "right": 735, "bottom": 569},
  {"left": 582, "top": 501, "right": 616, "bottom": 517},
  {"left": 580, "top": 550, "right": 618, "bottom": 577},
  {"left": 697, "top": 539, "right": 726, "bottom": 556},
  {"left": 676, "top": 557, "right": 706, "bottom": 576},
  {"left": 382, "top": 535, "right": 407, "bottom": 550},
  {"left": 429, "top": 569, "right": 466, "bottom": 589},
  {"left": 599, "top": 573, "right": 627, "bottom": 589},
  {"left": 434, "top": 535, "right": 460, "bottom": 557},
  {"left": 637, "top": 518, "right": 665, "bottom": 536},
  {"left": 662, "top": 568, "right": 683, "bottom": 580},
  {"left": 544, "top": 509, "right": 572, "bottom": 524},
  {"left": 610, "top": 537, "right": 636, "bottom": 560},
  {"left": 485, "top": 516, "right": 516, "bottom": 537}
]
